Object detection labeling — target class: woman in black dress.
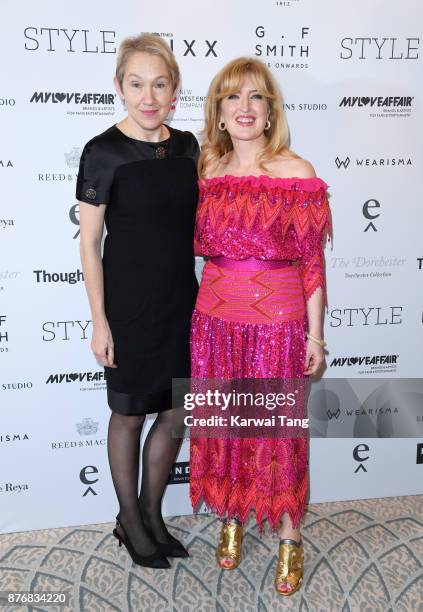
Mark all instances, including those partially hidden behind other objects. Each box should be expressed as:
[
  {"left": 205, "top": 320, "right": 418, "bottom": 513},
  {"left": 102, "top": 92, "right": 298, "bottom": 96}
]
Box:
[{"left": 77, "top": 34, "right": 198, "bottom": 568}]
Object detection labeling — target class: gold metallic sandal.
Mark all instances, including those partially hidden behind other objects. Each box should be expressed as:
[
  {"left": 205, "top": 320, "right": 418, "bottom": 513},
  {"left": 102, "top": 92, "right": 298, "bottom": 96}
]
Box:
[
  {"left": 274, "top": 539, "right": 304, "bottom": 596},
  {"left": 216, "top": 520, "right": 243, "bottom": 570}
]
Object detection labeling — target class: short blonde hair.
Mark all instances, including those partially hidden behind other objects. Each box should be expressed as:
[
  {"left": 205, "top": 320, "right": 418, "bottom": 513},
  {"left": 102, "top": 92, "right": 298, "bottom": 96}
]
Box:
[
  {"left": 199, "top": 57, "right": 294, "bottom": 178},
  {"left": 116, "top": 33, "right": 180, "bottom": 89}
]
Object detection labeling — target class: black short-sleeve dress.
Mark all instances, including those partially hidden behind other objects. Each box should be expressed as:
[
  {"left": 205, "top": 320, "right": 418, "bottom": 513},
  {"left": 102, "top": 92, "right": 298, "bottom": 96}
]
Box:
[{"left": 76, "top": 124, "right": 199, "bottom": 415}]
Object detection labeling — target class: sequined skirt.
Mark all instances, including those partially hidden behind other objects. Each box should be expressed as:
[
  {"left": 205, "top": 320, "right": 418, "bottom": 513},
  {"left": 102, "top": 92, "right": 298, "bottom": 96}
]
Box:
[{"left": 190, "top": 260, "right": 309, "bottom": 530}]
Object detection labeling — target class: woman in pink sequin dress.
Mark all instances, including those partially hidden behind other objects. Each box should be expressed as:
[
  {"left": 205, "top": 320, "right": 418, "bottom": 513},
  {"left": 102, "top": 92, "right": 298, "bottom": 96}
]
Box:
[{"left": 189, "top": 57, "right": 331, "bottom": 595}]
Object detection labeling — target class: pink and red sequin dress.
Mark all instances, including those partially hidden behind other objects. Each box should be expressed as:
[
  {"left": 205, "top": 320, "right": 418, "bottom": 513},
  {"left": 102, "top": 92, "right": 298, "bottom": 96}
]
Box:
[{"left": 190, "top": 175, "right": 331, "bottom": 530}]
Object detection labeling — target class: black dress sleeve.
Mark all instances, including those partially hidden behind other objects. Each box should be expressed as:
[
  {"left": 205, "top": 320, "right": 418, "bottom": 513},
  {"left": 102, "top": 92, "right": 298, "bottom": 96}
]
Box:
[{"left": 76, "top": 138, "right": 115, "bottom": 205}]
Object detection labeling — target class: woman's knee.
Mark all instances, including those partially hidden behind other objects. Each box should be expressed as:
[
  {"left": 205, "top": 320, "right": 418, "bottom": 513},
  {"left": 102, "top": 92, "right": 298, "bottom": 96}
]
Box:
[{"left": 110, "top": 411, "right": 145, "bottom": 432}]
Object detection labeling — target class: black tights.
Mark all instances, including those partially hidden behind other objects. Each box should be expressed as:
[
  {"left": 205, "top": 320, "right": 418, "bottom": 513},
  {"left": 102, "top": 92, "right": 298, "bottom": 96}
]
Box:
[{"left": 107, "top": 407, "right": 185, "bottom": 556}]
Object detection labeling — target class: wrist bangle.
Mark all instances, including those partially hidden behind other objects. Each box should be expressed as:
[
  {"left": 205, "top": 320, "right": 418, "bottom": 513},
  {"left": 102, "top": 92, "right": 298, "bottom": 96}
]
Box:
[{"left": 306, "top": 332, "right": 326, "bottom": 348}]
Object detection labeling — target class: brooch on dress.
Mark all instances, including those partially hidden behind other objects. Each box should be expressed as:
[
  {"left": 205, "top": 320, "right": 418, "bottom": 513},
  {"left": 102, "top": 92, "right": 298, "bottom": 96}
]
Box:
[
  {"left": 155, "top": 146, "right": 167, "bottom": 159},
  {"left": 85, "top": 188, "right": 97, "bottom": 200}
]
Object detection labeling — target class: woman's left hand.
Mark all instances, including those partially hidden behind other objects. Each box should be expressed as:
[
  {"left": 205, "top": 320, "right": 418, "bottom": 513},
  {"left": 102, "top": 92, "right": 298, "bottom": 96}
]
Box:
[{"left": 303, "top": 339, "right": 325, "bottom": 376}]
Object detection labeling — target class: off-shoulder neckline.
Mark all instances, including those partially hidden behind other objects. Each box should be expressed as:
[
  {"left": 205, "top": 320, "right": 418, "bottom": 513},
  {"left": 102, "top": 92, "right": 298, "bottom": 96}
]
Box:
[{"left": 200, "top": 174, "right": 328, "bottom": 191}]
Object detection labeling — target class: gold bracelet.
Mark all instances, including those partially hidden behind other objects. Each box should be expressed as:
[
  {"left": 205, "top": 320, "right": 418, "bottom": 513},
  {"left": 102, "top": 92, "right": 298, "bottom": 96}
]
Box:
[{"left": 306, "top": 332, "right": 326, "bottom": 348}]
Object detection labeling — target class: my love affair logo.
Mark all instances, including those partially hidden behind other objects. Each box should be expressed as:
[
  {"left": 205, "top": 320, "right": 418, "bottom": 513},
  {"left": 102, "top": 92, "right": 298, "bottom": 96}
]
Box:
[
  {"left": 45, "top": 372, "right": 105, "bottom": 384},
  {"left": 30, "top": 92, "right": 116, "bottom": 104},
  {"left": 340, "top": 96, "right": 413, "bottom": 108},
  {"left": 330, "top": 355, "right": 399, "bottom": 367}
]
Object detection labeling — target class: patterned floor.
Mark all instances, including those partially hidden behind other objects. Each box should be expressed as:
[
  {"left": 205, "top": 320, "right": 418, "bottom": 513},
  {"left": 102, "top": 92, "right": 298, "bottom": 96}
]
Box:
[{"left": 0, "top": 496, "right": 422, "bottom": 612}]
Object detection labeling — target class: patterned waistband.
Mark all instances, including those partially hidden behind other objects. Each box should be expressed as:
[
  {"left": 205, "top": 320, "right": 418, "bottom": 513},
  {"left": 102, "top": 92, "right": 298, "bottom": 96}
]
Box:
[
  {"left": 196, "top": 261, "right": 305, "bottom": 324},
  {"left": 209, "top": 256, "right": 293, "bottom": 271}
]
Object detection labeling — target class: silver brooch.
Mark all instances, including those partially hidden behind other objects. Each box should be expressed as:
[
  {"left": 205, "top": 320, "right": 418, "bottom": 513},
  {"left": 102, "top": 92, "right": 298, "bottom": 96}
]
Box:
[
  {"left": 85, "top": 188, "right": 97, "bottom": 200},
  {"left": 155, "top": 146, "right": 167, "bottom": 159}
]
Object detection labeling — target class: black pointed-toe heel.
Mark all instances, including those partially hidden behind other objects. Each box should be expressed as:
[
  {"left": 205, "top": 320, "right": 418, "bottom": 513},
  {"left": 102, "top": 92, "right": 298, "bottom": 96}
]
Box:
[
  {"left": 139, "top": 504, "right": 189, "bottom": 558},
  {"left": 112, "top": 519, "right": 171, "bottom": 569},
  {"left": 155, "top": 536, "right": 189, "bottom": 558}
]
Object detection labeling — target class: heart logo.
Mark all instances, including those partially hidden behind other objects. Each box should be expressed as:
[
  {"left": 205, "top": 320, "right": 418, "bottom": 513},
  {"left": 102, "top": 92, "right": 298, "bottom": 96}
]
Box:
[
  {"left": 69, "top": 373, "right": 79, "bottom": 382},
  {"left": 349, "top": 357, "right": 358, "bottom": 365},
  {"left": 55, "top": 92, "right": 66, "bottom": 102},
  {"left": 360, "top": 97, "right": 370, "bottom": 106}
]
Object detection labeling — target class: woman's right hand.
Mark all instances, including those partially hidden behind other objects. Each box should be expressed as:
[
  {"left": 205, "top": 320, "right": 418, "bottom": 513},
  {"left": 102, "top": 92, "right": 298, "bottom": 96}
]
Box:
[{"left": 91, "top": 320, "right": 117, "bottom": 368}]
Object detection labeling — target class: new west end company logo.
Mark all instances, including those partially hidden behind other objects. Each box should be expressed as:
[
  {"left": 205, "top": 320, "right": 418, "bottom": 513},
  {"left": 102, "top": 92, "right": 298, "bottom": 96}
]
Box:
[
  {"left": 30, "top": 92, "right": 115, "bottom": 105},
  {"left": 340, "top": 37, "right": 420, "bottom": 60},
  {"left": 34, "top": 269, "right": 84, "bottom": 284},
  {"left": 46, "top": 371, "right": 104, "bottom": 384},
  {"left": 335, "top": 156, "right": 412, "bottom": 169},
  {"left": 177, "top": 89, "right": 207, "bottom": 110},
  {"left": 330, "top": 355, "right": 399, "bottom": 367},
  {"left": 254, "top": 26, "right": 310, "bottom": 68}
]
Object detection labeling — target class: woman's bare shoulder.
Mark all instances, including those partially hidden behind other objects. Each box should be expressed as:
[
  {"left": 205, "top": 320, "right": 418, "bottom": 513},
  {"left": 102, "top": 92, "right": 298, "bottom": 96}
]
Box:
[{"left": 270, "top": 155, "right": 316, "bottom": 179}]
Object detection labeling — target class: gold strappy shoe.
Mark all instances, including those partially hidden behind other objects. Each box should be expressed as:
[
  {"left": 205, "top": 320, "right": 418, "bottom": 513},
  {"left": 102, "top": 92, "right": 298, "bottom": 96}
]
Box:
[
  {"left": 216, "top": 520, "right": 243, "bottom": 570},
  {"left": 274, "top": 539, "right": 304, "bottom": 596}
]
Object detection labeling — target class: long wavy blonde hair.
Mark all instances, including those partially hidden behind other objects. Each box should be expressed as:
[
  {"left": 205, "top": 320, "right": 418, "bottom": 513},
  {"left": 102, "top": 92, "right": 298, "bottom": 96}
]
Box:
[{"left": 198, "top": 57, "right": 294, "bottom": 179}]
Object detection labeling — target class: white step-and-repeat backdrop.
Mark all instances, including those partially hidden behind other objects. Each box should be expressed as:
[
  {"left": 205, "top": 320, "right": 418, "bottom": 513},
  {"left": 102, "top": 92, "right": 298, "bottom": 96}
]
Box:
[{"left": 1, "top": 0, "right": 422, "bottom": 532}]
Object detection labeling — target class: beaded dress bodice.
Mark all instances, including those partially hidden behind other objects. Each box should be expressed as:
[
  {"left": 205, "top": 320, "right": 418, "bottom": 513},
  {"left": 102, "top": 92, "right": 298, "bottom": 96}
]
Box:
[{"left": 194, "top": 175, "right": 331, "bottom": 303}]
